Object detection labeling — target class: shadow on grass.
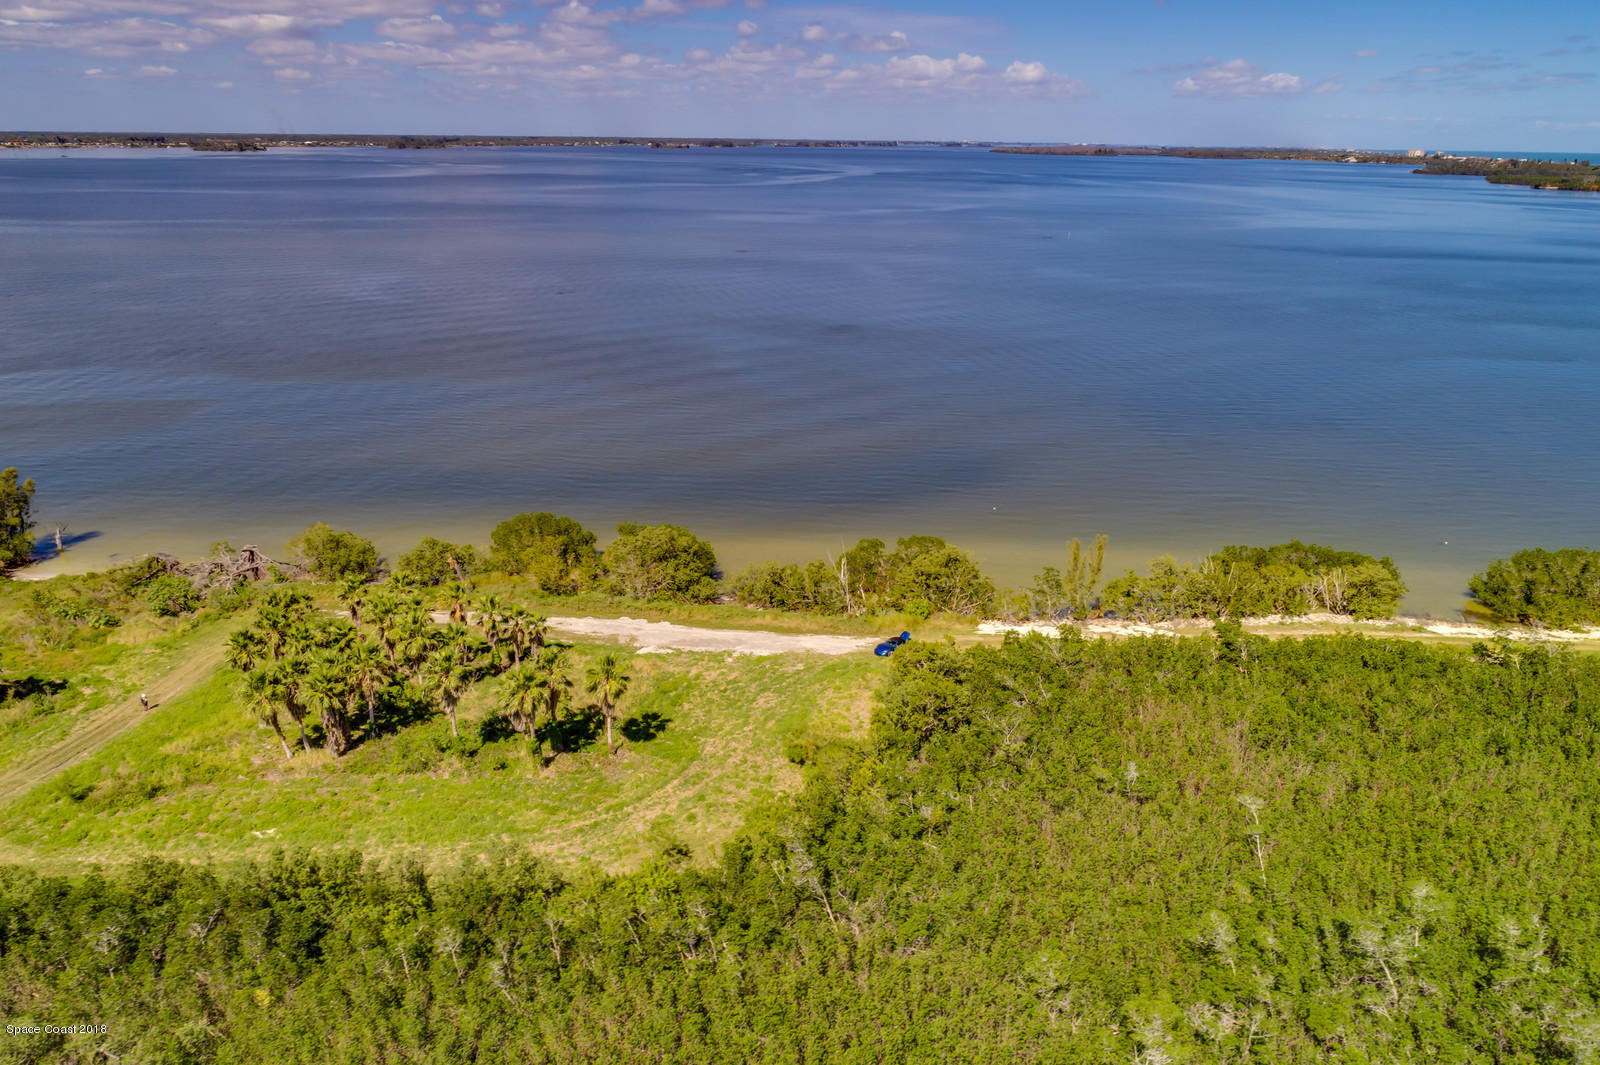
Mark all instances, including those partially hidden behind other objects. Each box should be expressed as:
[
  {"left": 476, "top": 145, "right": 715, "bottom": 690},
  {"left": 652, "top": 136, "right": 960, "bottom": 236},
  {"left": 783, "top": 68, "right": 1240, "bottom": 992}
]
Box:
[
  {"left": 541, "top": 710, "right": 603, "bottom": 755},
  {"left": 621, "top": 711, "right": 671, "bottom": 743},
  {"left": 1, "top": 676, "right": 69, "bottom": 701}
]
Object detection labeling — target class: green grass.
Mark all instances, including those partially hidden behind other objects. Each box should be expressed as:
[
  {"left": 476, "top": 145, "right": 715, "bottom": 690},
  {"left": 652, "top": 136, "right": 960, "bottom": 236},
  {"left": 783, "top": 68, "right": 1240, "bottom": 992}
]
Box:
[
  {"left": 0, "top": 599, "right": 239, "bottom": 778},
  {"left": 0, "top": 641, "right": 884, "bottom": 875}
]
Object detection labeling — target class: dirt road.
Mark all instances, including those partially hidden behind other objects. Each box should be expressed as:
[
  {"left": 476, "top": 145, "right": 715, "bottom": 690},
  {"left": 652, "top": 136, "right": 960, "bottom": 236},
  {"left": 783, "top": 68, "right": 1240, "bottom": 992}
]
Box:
[{"left": 0, "top": 639, "right": 226, "bottom": 804}]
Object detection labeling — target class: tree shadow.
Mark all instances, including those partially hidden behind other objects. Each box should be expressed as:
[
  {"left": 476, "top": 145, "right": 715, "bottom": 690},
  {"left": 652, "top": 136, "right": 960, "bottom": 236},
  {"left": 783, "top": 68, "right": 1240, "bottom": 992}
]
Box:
[
  {"left": 1, "top": 676, "right": 68, "bottom": 701},
  {"left": 621, "top": 711, "right": 671, "bottom": 743},
  {"left": 30, "top": 530, "right": 102, "bottom": 561},
  {"left": 541, "top": 709, "right": 603, "bottom": 754},
  {"left": 477, "top": 711, "right": 521, "bottom": 744}
]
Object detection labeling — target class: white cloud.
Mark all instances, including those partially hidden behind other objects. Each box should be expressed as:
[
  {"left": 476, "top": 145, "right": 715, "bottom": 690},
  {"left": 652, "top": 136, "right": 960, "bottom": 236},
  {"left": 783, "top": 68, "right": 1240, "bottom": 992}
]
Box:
[
  {"left": 735, "top": 18, "right": 755, "bottom": 36},
  {"left": 214, "top": 78, "right": 232, "bottom": 86},
  {"left": 1, "top": 4, "right": 75, "bottom": 18},
  {"left": 1002, "top": 59, "right": 1047, "bottom": 84},
  {"left": 0, "top": 16, "right": 214, "bottom": 57},
  {"left": 632, "top": 0, "right": 682, "bottom": 17},
  {"left": 742, "top": 0, "right": 764, "bottom": 7},
  {"left": 1312, "top": 77, "right": 1342, "bottom": 95},
  {"left": 136, "top": 62, "right": 175, "bottom": 73},
  {"left": 377, "top": 14, "right": 456, "bottom": 43},
  {"left": 474, "top": 1, "right": 506, "bottom": 14},
  {"left": 801, "top": 21, "right": 833, "bottom": 42},
  {"left": 193, "top": 13, "right": 329, "bottom": 37},
  {"left": 848, "top": 29, "right": 909, "bottom": 53},
  {"left": 82, "top": 65, "right": 111, "bottom": 76},
  {"left": 1173, "top": 58, "right": 1303, "bottom": 98},
  {"left": 274, "top": 65, "right": 311, "bottom": 79}
]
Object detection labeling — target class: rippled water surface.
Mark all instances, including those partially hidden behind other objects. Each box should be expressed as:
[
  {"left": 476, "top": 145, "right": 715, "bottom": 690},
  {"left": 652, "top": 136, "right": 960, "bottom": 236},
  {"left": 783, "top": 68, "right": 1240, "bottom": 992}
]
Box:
[{"left": 3, "top": 146, "right": 1598, "bottom": 612}]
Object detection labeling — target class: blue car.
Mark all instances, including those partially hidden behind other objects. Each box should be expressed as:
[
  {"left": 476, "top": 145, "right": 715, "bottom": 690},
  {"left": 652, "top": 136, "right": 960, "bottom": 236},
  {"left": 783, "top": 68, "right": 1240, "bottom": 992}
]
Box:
[{"left": 874, "top": 631, "right": 913, "bottom": 657}]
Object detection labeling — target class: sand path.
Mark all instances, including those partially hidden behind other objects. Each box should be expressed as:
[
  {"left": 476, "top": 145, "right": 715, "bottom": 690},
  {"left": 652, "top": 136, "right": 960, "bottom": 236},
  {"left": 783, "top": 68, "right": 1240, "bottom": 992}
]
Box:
[
  {"left": 0, "top": 638, "right": 227, "bottom": 804},
  {"left": 428, "top": 611, "right": 877, "bottom": 656}
]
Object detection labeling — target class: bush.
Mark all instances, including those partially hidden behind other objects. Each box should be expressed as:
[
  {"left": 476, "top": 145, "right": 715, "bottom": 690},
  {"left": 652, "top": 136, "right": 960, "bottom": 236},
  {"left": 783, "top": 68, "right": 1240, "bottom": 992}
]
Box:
[
  {"left": 141, "top": 574, "right": 201, "bottom": 617},
  {"left": 1105, "top": 542, "right": 1406, "bottom": 621},
  {"left": 394, "top": 537, "right": 484, "bottom": 586},
  {"left": 886, "top": 545, "right": 996, "bottom": 616},
  {"left": 729, "top": 561, "right": 845, "bottom": 613},
  {"left": 1469, "top": 547, "right": 1600, "bottom": 628},
  {"left": 489, "top": 512, "right": 598, "bottom": 592},
  {"left": 602, "top": 523, "right": 719, "bottom": 602},
  {"left": 288, "top": 522, "right": 380, "bottom": 582}
]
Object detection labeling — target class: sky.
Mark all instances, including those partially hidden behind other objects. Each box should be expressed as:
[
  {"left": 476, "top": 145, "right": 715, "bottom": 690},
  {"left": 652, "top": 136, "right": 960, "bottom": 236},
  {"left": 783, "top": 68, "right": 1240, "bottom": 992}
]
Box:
[{"left": 2, "top": 0, "right": 1597, "bottom": 148}]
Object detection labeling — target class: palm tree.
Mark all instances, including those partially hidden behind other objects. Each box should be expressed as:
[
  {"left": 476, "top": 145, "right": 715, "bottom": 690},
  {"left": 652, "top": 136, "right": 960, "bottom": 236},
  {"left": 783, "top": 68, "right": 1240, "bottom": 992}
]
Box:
[
  {"left": 303, "top": 658, "right": 354, "bottom": 757},
  {"left": 503, "top": 665, "right": 540, "bottom": 750},
  {"left": 584, "top": 652, "right": 631, "bottom": 757},
  {"left": 532, "top": 646, "right": 572, "bottom": 759},
  {"left": 226, "top": 629, "right": 267, "bottom": 674},
  {"left": 395, "top": 613, "right": 438, "bottom": 678},
  {"left": 364, "top": 592, "right": 402, "bottom": 662},
  {"left": 422, "top": 650, "right": 471, "bottom": 738},
  {"left": 337, "top": 576, "right": 369, "bottom": 623},
  {"left": 476, "top": 594, "right": 506, "bottom": 665},
  {"left": 347, "top": 641, "right": 390, "bottom": 731},
  {"left": 441, "top": 580, "right": 472, "bottom": 624},
  {"left": 241, "top": 669, "right": 294, "bottom": 759},
  {"left": 273, "top": 657, "right": 314, "bottom": 754}
]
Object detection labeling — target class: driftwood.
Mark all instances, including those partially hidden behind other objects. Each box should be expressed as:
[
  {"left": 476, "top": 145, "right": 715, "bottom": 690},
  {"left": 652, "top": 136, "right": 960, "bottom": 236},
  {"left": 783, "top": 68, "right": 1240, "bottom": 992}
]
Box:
[{"left": 188, "top": 544, "right": 307, "bottom": 590}]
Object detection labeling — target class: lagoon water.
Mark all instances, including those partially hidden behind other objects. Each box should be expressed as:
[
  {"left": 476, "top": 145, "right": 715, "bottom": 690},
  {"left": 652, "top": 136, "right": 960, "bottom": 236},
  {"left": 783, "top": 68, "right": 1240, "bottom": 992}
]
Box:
[{"left": 3, "top": 146, "right": 1598, "bottom": 613}]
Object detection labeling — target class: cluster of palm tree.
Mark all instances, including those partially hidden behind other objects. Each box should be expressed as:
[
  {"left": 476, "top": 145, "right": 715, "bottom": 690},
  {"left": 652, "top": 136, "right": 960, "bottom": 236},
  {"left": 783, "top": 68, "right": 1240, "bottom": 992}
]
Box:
[{"left": 229, "top": 582, "right": 632, "bottom": 761}]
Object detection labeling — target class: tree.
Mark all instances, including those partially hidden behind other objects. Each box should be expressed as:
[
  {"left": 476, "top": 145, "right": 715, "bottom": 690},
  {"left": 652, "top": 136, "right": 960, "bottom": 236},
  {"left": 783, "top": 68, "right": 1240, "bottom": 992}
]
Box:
[
  {"left": 1469, "top": 548, "right": 1600, "bottom": 628},
  {"left": 422, "top": 650, "right": 471, "bottom": 738},
  {"left": 302, "top": 657, "right": 355, "bottom": 757},
  {"left": 532, "top": 645, "right": 572, "bottom": 757},
  {"left": 269, "top": 658, "right": 313, "bottom": 753},
  {"left": 0, "top": 467, "right": 37, "bottom": 574},
  {"left": 337, "top": 576, "right": 368, "bottom": 623},
  {"left": 346, "top": 641, "right": 390, "bottom": 731},
  {"left": 226, "top": 630, "right": 267, "bottom": 674},
  {"left": 886, "top": 545, "right": 996, "bottom": 616},
  {"left": 394, "top": 537, "right": 483, "bottom": 586},
  {"left": 240, "top": 669, "right": 294, "bottom": 759},
  {"left": 287, "top": 522, "right": 379, "bottom": 582},
  {"left": 489, "top": 512, "right": 598, "bottom": 591},
  {"left": 585, "top": 652, "right": 631, "bottom": 756},
  {"left": 440, "top": 581, "right": 472, "bottom": 625},
  {"left": 1030, "top": 535, "right": 1107, "bottom": 619},
  {"left": 602, "top": 523, "right": 719, "bottom": 602},
  {"left": 503, "top": 665, "right": 540, "bottom": 747},
  {"left": 504, "top": 608, "right": 547, "bottom": 668},
  {"left": 477, "top": 594, "right": 506, "bottom": 665}
]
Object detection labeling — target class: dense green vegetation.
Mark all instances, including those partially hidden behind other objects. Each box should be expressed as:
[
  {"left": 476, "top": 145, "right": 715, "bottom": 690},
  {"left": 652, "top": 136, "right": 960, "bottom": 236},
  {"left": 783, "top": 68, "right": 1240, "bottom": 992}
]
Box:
[
  {"left": 731, "top": 535, "right": 997, "bottom": 618},
  {"left": 286, "top": 523, "right": 379, "bottom": 582},
  {"left": 1416, "top": 158, "right": 1600, "bottom": 190},
  {"left": 1104, "top": 541, "right": 1406, "bottom": 621},
  {"left": 1470, "top": 548, "right": 1600, "bottom": 628},
  {"left": 0, "top": 468, "right": 35, "bottom": 573},
  {"left": 4, "top": 631, "right": 1599, "bottom": 1062}
]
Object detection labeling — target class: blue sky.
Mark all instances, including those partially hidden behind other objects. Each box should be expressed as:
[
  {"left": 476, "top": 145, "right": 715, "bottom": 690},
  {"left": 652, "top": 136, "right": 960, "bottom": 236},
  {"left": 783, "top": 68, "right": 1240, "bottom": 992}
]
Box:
[{"left": 2, "top": 0, "right": 1597, "bottom": 148}]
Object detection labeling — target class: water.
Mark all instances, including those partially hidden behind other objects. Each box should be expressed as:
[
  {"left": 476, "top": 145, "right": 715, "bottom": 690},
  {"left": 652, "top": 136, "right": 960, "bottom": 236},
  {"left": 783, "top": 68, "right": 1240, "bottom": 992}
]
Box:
[{"left": 3, "top": 146, "right": 1598, "bottom": 614}]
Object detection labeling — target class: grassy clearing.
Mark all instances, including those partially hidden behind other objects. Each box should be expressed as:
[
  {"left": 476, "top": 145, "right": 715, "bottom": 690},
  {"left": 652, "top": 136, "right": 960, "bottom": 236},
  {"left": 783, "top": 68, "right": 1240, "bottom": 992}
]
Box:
[
  {"left": 0, "top": 583, "right": 241, "bottom": 779},
  {"left": 0, "top": 640, "right": 884, "bottom": 875}
]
